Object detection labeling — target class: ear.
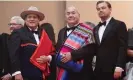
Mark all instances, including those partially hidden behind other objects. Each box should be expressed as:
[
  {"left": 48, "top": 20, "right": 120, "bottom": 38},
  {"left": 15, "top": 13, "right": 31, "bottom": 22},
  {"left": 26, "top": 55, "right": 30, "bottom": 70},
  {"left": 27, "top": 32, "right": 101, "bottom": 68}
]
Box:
[{"left": 110, "top": 8, "right": 112, "bottom": 11}]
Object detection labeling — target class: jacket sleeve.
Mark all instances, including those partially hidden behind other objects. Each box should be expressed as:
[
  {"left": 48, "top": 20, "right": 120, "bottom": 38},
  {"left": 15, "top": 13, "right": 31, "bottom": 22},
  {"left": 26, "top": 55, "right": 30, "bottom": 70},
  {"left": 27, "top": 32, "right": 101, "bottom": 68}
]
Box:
[
  {"left": 116, "top": 21, "right": 128, "bottom": 69},
  {"left": 1, "top": 33, "right": 12, "bottom": 74},
  {"left": 71, "top": 43, "right": 96, "bottom": 61},
  {"left": 8, "top": 30, "right": 21, "bottom": 74}
]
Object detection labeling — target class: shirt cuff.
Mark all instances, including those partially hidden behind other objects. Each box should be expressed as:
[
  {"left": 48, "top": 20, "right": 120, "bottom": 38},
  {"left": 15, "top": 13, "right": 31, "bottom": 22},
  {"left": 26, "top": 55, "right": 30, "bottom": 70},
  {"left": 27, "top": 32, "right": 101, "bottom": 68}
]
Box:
[
  {"left": 48, "top": 55, "right": 52, "bottom": 62},
  {"left": 12, "top": 71, "right": 21, "bottom": 76},
  {"left": 115, "top": 67, "right": 124, "bottom": 72},
  {"left": 8, "top": 73, "right": 12, "bottom": 77}
]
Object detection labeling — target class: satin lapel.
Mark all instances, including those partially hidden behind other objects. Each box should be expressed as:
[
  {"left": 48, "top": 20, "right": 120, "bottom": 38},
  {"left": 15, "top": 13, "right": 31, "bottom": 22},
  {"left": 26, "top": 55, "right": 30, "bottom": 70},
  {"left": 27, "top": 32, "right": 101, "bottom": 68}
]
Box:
[
  {"left": 38, "top": 27, "right": 42, "bottom": 39},
  {"left": 101, "top": 18, "right": 115, "bottom": 43},
  {"left": 61, "top": 27, "right": 67, "bottom": 42},
  {"left": 94, "top": 25, "right": 100, "bottom": 45},
  {"left": 23, "top": 26, "right": 37, "bottom": 44}
]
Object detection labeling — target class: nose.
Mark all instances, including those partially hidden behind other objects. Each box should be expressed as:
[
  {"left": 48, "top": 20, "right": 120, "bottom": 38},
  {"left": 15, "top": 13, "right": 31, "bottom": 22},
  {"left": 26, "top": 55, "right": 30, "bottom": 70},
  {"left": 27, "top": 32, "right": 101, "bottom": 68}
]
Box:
[
  {"left": 30, "top": 17, "right": 35, "bottom": 20},
  {"left": 99, "top": 8, "right": 103, "bottom": 12},
  {"left": 10, "top": 27, "right": 15, "bottom": 31},
  {"left": 68, "top": 13, "right": 74, "bottom": 18}
]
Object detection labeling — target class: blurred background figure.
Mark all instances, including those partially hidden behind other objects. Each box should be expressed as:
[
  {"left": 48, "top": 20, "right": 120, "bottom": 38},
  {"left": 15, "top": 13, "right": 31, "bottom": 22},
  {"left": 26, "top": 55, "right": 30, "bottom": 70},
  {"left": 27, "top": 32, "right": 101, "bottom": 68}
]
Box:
[
  {"left": 8, "top": 16, "right": 24, "bottom": 32},
  {"left": 0, "top": 16, "right": 24, "bottom": 80},
  {"left": 84, "top": 21, "right": 96, "bottom": 29}
]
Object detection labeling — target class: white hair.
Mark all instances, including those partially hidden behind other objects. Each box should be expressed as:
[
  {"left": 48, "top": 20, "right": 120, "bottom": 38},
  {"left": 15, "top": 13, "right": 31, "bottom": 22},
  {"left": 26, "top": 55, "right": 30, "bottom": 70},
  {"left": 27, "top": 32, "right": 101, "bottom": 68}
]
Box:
[
  {"left": 10, "top": 16, "right": 24, "bottom": 26},
  {"left": 66, "top": 6, "right": 80, "bottom": 15}
]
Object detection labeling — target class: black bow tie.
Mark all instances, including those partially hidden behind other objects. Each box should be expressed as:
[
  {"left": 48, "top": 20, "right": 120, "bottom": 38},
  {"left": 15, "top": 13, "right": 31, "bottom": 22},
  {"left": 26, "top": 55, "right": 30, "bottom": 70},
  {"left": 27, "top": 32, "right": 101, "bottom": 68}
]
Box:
[
  {"left": 66, "top": 26, "right": 76, "bottom": 31},
  {"left": 31, "top": 31, "right": 39, "bottom": 34},
  {"left": 98, "top": 21, "right": 106, "bottom": 26}
]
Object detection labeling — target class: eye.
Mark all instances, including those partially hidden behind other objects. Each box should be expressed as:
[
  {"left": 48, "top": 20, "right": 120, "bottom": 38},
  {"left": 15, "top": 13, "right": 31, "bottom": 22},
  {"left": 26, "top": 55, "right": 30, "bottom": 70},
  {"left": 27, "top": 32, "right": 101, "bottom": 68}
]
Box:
[
  {"left": 71, "top": 11, "right": 76, "bottom": 15},
  {"left": 97, "top": 8, "right": 100, "bottom": 11},
  {"left": 33, "top": 16, "right": 38, "bottom": 19},
  {"left": 66, "top": 12, "right": 70, "bottom": 15}
]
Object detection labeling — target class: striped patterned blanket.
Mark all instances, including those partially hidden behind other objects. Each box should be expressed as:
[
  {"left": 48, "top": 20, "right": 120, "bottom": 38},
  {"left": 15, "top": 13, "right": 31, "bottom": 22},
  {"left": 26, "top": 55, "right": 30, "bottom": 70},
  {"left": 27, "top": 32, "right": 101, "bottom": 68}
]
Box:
[{"left": 56, "top": 23, "right": 95, "bottom": 80}]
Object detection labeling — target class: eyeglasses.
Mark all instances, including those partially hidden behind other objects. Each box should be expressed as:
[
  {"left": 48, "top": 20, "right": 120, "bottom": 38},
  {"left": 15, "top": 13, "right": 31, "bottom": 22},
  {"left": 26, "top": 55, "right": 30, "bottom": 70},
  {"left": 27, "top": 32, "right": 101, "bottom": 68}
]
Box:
[{"left": 8, "top": 23, "right": 21, "bottom": 26}]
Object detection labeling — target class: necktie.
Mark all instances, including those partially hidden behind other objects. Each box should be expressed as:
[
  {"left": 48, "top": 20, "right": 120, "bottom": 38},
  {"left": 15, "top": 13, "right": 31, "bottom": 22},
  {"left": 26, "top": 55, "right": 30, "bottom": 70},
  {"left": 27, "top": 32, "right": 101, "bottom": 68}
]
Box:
[
  {"left": 31, "top": 31, "right": 39, "bottom": 34},
  {"left": 66, "top": 26, "right": 76, "bottom": 31},
  {"left": 98, "top": 21, "right": 106, "bottom": 26}
]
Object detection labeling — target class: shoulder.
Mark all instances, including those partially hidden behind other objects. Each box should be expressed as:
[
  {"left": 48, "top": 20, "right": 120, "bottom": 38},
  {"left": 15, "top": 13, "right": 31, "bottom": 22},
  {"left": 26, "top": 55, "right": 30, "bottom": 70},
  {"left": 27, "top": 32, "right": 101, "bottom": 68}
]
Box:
[
  {"left": 1, "top": 33, "right": 9, "bottom": 37},
  {"left": 112, "top": 18, "right": 126, "bottom": 25},
  {"left": 10, "top": 27, "right": 25, "bottom": 37},
  {"left": 13, "top": 27, "right": 24, "bottom": 32},
  {"left": 79, "top": 23, "right": 93, "bottom": 30},
  {"left": 110, "top": 18, "right": 127, "bottom": 30},
  {"left": 59, "top": 27, "right": 66, "bottom": 33}
]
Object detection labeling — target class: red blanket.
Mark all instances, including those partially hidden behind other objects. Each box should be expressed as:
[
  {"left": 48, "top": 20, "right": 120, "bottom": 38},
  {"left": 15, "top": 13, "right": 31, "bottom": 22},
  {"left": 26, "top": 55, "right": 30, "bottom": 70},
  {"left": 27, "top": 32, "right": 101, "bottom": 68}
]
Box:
[{"left": 30, "top": 29, "right": 55, "bottom": 76}]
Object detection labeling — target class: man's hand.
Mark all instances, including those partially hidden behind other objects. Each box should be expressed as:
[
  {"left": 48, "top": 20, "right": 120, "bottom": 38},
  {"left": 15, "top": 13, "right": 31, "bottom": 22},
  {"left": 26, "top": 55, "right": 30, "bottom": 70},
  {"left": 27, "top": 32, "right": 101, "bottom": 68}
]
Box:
[
  {"left": 15, "top": 74, "right": 23, "bottom": 80},
  {"left": 61, "top": 52, "right": 72, "bottom": 63},
  {"left": 127, "top": 49, "right": 133, "bottom": 57},
  {"left": 114, "top": 68, "right": 123, "bottom": 79},
  {"left": 1, "top": 73, "right": 12, "bottom": 80},
  {"left": 36, "top": 55, "right": 50, "bottom": 64}
]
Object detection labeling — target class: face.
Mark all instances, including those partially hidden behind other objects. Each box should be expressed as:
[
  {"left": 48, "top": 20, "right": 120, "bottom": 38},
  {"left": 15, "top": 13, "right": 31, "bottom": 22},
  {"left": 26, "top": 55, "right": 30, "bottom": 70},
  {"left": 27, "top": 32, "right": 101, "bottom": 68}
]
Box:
[
  {"left": 9, "top": 20, "right": 22, "bottom": 32},
  {"left": 65, "top": 7, "right": 80, "bottom": 26},
  {"left": 96, "top": 2, "right": 111, "bottom": 20},
  {"left": 25, "top": 14, "right": 40, "bottom": 30}
]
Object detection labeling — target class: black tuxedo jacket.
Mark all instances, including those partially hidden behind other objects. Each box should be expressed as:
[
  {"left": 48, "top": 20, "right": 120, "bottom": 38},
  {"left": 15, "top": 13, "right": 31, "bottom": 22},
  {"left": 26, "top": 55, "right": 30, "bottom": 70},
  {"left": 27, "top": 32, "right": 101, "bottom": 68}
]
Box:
[
  {"left": 8, "top": 25, "right": 56, "bottom": 79},
  {"left": 0, "top": 33, "right": 11, "bottom": 77},
  {"left": 56, "top": 26, "right": 95, "bottom": 80},
  {"left": 94, "top": 18, "right": 127, "bottom": 80},
  {"left": 9, "top": 25, "right": 42, "bottom": 73}
]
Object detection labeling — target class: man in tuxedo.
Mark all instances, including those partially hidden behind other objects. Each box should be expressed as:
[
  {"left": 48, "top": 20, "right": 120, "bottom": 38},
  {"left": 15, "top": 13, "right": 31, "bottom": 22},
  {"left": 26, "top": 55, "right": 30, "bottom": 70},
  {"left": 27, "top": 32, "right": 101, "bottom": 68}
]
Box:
[
  {"left": 0, "top": 16, "right": 24, "bottom": 80},
  {"left": 56, "top": 6, "right": 95, "bottom": 80},
  {"left": 8, "top": 6, "right": 55, "bottom": 80},
  {"left": 94, "top": 1, "right": 127, "bottom": 80}
]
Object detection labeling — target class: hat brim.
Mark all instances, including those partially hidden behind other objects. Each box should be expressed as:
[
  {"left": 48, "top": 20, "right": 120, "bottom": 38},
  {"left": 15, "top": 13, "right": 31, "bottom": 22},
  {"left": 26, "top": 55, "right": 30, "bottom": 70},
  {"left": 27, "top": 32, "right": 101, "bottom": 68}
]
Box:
[{"left": 21, "top": 10, "right": 45, "bottom": 21}]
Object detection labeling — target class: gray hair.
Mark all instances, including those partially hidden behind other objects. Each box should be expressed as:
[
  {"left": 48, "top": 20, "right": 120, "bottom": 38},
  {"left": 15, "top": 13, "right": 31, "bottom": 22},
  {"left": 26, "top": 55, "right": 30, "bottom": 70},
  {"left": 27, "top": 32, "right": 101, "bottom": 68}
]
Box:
[
  {"left": 84, "top": 21, "right": 96, "bottom": 28},
  {"left": 65, "top": 6, "right": 80, "bottom": 15},
  {"left": 10, "top": 16, "right": 24, "bottom": 26}
]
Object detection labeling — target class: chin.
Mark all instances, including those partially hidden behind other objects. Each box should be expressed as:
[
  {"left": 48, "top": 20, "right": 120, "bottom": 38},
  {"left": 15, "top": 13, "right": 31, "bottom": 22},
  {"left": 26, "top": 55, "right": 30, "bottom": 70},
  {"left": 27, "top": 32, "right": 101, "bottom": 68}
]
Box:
[
  {"left": 29, "top": 25, "right": 37, "bottom": 27},
  {"left": 68, "top": 21, "right": 75, "bottom": 24},
  {"left": 99, "top": 16, "right": 105, "bottom": 19}
]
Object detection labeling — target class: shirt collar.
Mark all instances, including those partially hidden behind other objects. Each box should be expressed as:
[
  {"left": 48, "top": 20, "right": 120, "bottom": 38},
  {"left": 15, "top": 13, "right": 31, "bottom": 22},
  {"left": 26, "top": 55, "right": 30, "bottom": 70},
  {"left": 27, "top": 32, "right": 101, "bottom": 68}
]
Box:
[
  {"left": 28, "top": 27, "right": 38, "bottom": 31},
  {"left": 101, "top": 17, "right": 112, "bottom": 26}
]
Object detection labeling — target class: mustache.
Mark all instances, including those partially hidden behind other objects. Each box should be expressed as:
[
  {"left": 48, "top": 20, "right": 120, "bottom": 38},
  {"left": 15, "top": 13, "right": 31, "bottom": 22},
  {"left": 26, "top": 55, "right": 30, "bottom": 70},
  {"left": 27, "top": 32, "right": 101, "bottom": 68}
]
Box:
[
  {"left": 29, "top": 21, "right": 36, "bottom": 23},
  {"left": 99, "top": 11, "right": 104, "bottom": 13},
  {"left": 68, "top": 17, "right": 75, "bottom": 19}
]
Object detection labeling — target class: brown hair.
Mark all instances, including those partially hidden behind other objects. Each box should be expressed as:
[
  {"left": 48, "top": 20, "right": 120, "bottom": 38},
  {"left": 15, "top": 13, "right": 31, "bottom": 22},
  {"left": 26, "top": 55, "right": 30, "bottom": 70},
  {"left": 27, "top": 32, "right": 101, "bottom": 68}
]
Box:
[{"left": 96, "top": 1, "right": 112, "bottom": 8}]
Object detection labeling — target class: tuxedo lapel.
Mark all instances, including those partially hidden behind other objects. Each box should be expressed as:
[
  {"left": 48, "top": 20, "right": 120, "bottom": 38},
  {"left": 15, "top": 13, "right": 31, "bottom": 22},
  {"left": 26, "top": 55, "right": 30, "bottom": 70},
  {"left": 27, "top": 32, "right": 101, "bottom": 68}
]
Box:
[
  {"left": 23, "top": 26, "right": 37, "bottom": 44},
  {"left": 101, "top": 18, "right": 115, "bottom": 43},
  {"left": 38, "top": 27, "right": 42, "bottom": 39},
  {"left": 61, "top": 27, "right": 67, "bottom": 43},
  {"left": 95, "top": 26, "right": 100, "bottom": 45}
]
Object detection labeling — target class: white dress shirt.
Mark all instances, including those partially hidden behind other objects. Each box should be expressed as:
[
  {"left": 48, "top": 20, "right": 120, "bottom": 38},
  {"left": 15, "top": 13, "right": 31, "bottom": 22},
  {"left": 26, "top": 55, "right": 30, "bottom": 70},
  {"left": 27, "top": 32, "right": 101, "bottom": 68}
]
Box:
[
  {"left": 98, "top": 17, "right": 112, "bottom": 43},
  {"left": 66, "top": 23, "right": 79, "bottom": 36}
]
